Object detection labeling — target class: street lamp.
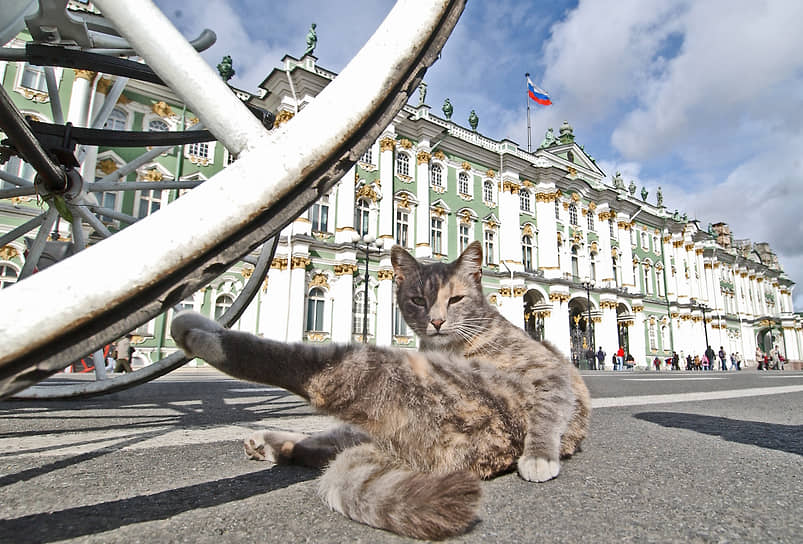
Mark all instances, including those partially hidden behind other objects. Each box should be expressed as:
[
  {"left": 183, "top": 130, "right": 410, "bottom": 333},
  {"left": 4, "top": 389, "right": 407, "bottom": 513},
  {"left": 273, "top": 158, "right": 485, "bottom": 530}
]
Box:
[
  {"left": 690, "top": 298, "right": 710, "bottom": 354},
  {"left": 352, "top": 233, "right": 385, "bottom": 344},
  {"left": 581, "top": 276, "right": 595, "bottom": 367}
]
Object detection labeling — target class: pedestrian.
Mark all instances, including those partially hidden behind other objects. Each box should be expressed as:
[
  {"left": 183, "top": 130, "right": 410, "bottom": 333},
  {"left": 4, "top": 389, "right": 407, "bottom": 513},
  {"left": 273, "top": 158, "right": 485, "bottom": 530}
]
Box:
[
  {"left": 653, "top": 356, "right": 661, "bottom": 371},
  {"left": 729, "top": 353, "right": 737, "bottom": 371},
  {"left": 616, "top": 346, "right": 625, "bottom": 371},
  {"left": 755, "top": 347, "right": 764, "bottom": 370},
  {"left": 718, "top": 346, "right": 727, "bottom": 371},
  {"left": 686, "top": 353, "right": 693, "bottom": 371},
  {"left": 585, "top": 346, "right": 596, "bottom": 370},
  {"left": 596, "top": 346, "right": 606, "bottom": 371},
  {"left": 693, "top": 354, "right": 701, "bottom": 371},
  {"left": 672, "top": 351, "right": 680, "bottom": 371},
  {"left": 625, "top": 352, "right": 635, "bottom": 370},
  {"left": 735, "top": 352, "right": 742, "bottom": 370},
  {"left": 770, "top": 346, "right": 782, "bottom": 371},
  {"left": 705, "top": 346, "right": 716, "bottom": 371},
  {"left": 114, "top": 334, "right": 133, "bottom": 373}
]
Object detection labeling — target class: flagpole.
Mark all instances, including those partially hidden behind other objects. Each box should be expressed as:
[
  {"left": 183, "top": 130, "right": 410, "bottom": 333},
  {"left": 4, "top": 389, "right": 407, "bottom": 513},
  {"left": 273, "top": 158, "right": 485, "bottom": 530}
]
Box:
[{"left": 525, "top": 73, "right": 531, "bottom": 153}]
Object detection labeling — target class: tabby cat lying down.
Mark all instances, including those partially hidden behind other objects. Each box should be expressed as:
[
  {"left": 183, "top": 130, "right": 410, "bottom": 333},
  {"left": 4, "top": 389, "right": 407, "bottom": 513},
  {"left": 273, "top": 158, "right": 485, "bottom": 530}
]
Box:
[{"left": 171, "top": 241, "right": 589, "bottom": 539}]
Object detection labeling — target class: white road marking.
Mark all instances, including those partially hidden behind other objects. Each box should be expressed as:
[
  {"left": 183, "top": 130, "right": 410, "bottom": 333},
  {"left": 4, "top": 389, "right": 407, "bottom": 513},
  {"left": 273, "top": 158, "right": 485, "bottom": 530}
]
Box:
[
  {"left": 593, "top": 385, "right": 803, "bottom": 408},
  {"left": 759, "top": 375, "right": 803, "bottom": 379},
  {"left": 623, "top": 378, "right": 727, "bottom": 381}
]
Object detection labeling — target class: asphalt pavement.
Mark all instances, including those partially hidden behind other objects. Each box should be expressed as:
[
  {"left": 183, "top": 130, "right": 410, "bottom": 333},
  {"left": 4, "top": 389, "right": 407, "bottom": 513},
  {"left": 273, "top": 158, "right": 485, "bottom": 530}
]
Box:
[{"left": 1, "top": 368, "right": 801, "bottom": 543}]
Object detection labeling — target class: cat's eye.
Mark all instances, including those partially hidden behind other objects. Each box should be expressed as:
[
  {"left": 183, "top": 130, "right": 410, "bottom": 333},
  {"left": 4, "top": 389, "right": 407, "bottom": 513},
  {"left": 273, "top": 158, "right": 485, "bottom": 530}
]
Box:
[
  {"left": 411, "top": 297, "right": 427, "bottom": 306},
  {"left": 448, "top": 295, "right": 464, "bottom": 305}
]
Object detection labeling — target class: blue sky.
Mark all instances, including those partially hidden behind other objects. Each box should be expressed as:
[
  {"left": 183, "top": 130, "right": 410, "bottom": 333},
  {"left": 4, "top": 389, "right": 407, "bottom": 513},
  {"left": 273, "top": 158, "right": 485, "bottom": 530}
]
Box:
[{"left": 155, "top": 0, "right": 803, "bottom": 310}]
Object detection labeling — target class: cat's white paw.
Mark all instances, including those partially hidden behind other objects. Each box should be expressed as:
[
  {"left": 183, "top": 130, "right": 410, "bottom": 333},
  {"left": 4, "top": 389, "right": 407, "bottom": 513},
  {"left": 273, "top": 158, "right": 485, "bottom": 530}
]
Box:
[
  {"left": 517, "top": 455, "right": 560, "bottom": 482},
  {"left": 243, "top": 430, "right": 308, "bottom": 463}
]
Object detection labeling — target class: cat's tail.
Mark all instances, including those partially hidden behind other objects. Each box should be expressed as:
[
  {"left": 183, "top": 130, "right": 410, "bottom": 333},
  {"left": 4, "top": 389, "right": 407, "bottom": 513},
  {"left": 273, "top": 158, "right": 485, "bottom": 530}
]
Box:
[{"left": 319, "top": 444, "right": 481, "bottom": 540}]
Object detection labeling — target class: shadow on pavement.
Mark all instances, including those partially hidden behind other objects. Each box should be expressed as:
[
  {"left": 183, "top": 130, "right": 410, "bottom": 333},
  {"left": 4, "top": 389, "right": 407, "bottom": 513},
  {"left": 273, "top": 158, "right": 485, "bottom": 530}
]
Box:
[
  {"left": 634, "top": 412, "right": 803, "bottom": 456},
  {"left": 0, "top": 465, "right": 317, "bottom": 544}
]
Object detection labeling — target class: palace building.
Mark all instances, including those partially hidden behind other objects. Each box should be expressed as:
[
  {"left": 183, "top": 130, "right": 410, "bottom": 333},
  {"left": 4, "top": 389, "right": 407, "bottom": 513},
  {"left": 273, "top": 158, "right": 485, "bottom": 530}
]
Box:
[{"left": 1, "top": 23, "right": 800, "bottom": 369}]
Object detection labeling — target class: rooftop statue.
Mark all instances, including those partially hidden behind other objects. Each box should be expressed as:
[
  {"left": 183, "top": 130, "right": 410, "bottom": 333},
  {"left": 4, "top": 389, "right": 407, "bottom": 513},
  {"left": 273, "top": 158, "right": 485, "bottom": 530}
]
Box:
[
  {"left": 468, "top": 109, "right": 479, "bottom": 131},
  {"left": 640, "top": 187, "right": 648, "bottom": 201},
  {"left": 442, "top": 98, "right": 453, "bottom": 120},
  {"left": 304, "top": 23, "right": 317, "bottom": 57},
  {"left": 540, "top": 127, "right": 556, "bottom": 148},
  {"left": 656, "top": 186, "right": 664, "bottom": 207},
  {"left": 628, "top": 179, "right": 637, "bottom": 196},
  {"left": 216, "top": 55, "right": 235, "bottom": 82},
  {"left": 418, "top": 82, "right": 427, "bottom": 106},
  {"left": 613, "top": 171, "right": 625, "bottom": 190}
]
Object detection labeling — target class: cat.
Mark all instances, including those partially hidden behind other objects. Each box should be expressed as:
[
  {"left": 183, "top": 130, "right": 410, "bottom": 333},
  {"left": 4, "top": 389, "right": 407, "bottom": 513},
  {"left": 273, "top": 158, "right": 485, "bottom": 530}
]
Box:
[{"left": 170, "top": 240, "right": 590, "bottom": 540}]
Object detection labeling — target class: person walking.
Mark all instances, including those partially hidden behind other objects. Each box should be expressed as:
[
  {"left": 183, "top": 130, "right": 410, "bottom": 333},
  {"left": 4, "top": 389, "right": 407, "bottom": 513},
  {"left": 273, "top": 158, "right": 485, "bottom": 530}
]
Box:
[
  {"left": 672, "top": 351, "right": 680, "bottom": 371},
  {"left": 596, "top": 347, "right": 606, "bottom": 371},
  {"left": 755, "top": 346, "right": 764, "bottom": 371},
  {"left": 616, "top": 346, "right": 625, "bottom": 371},
  {"left": 718, "top": 346, "right": 727, "bottom": 371},
  {"left": 114, "top": 334, "right": 133, "bottom": 373}
]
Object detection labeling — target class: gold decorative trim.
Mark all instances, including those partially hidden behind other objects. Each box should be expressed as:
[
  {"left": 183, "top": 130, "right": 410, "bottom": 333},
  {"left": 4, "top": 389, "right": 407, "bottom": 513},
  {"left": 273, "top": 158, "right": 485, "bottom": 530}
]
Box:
[
  {"left": 695, "top": 248, "right": 704, "bottom": 255},
  {"left": 549, "top": 292, "right": 570, "bottom": 303},
  {"left": 486, "top": 169, "right": 496, "bottom": 178},
  {"left": 522, "top": 224, "right": 534, "bottom": 237},
  {"left": 416, "top": 151, "right": 431, "bottom": 165},
  {"left": 309, "top": 273, "right": 330, "bottom": 289},
  {"left": 306, "top": 332, "right": 329, "bottom": 342},
  {"left": 399, "top": 138, "right": 413, "bottom": 149},
  {"left": 0, "top": 245, "right": 20, "bottom": 261},
  {"left": 570, "top": 192, "right": 581, "bottom": 202},
  {"left": 143, "top": 169, "right": 163, "bottom": 181},
  {"left": 632, "top": 305, "right": 644, "bottom": 313},
  {"left": 97, "top": 158, "right": 118, "bottom": 174},
  {"left": 334, "top": 263, "right": 358, "bottom": 276},
  {"left": 462, "top": 161, "right": 472, "bottom": 171},
  {"left": 151, "top": 101, "right": 174, "bottom": 118},
  {"left": 460, "top": 210, "right": 474, "bottom": 224},
  {"left": 502, "top": 180, "right": 520, "bottom": 194},
  {"left": 379, "top": 137, "right": 396, "bottom": 152},
  {"left": 274, "top": 109, "right": 295, "bottom": 126},
  {"left": 73, "top": 69, "right": 96, "bottom": 81},
  {"left": 684, "top": 243, "right": 695, "bottom": 251},
  {"left": 291, "top": 256, "right": 311, "bottom": 269},
  {"left": 377, "top": 269, "right": 394, "bottom": 281},
  {"left": 356, "top": 184, "right": 378, "bottom": 202},
  {"left": 599, "top": 300, "right": 618, "bottom": 310},
  {"left": 241, "top": 266, "right": 254, "bottom": 279},
  {"left": 512, "top": 286, "right": 527, "bottom": 297},
  {"left": 498, "top": 287, "right": 512, "bottom": 297},
  {"left": 432, "top": 150, "right": 446, "bottom": 161},
  {"left": 271, "top": 257, "right": 288, "bottom": 270},
  {"left": 521, "top": 179, "right": 533, "bottom": 188},
  {"left": 95, "top": 77, "right": 113, "bottom": 94}
]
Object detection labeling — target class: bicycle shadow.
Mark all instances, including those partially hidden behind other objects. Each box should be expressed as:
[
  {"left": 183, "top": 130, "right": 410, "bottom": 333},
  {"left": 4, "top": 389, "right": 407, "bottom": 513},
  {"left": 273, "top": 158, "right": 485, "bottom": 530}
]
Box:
[
  {"left": 0, "top": 464, "right": 318, "bottom": 544},
  {"left": 634, "top": 412, "right": 803, "bottom": 456}
]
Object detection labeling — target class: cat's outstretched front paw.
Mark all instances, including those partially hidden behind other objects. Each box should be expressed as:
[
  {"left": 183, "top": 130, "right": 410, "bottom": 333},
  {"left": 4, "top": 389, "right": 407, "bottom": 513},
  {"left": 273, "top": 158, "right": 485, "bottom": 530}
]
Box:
[
  {"left": 170, "top": 311, "right": 225, "bottom": 361},
  {"left": 243, "top": 430, "right": 309, "bottom": 463},
  {"left": 517, "top": 455, "right": 560, "bottom": 482}
]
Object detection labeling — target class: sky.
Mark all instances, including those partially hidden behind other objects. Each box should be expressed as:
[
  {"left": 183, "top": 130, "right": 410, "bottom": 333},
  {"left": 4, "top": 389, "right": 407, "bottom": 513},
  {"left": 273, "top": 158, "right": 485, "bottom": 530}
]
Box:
[{"left": 154, "top": 0, "right": 803, "bottom": 311}]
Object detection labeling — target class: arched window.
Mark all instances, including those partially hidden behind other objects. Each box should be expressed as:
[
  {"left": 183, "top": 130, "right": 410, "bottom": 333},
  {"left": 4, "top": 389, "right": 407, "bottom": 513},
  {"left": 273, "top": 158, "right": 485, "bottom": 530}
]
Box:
[
  {"left": 587, "top": 210, "right": 595, "bottom": 231},
  {"left": 214, "top": 293, "right": 234, "bottom": 320},
  {"left": 306, "top": 287, "right": 326, "bottom": 332},
  {"left": 430, "top": 163, "right": 443, "bottom": 187},
  {"left": 484, "top": 229, "right": 496, "bottom": 265},
  {"left": 0, "top": 263, "right": 19, "bottom": 289},
  {"left": 104, "top": 107, "right": 128, "bottom": 130},
  {"left": 352, "top": 290, "right": 371, "bottom": 336},
  {"left": 148, "top": 118, "right": 169, "bottom": 132},
  {"left": 354, "top": 198, "right": 370, "bottom": 236},
  {"left": 520, "top": 190, "right": 531, "bottom": 212},
  {"left": 396, "top": 152, "right": 410, "bottom": 177},
  {"left": 483, "top": 180, "right": 494, "bottom": 204},
  {"left": 571, "top": 246, "right": 579, "bottom": 279},
  {"left": 589, "top": 251, "right": 597, "bottom": 281},
  {"left": 522, "top": 235, "right": 534, "bottom": 271},
  {"left": 431, "top": 216, "right": 444, "bottom": 254},
  {"left": 395, "top": 208, "right": 409, "bottom": 247},
  {"left": 641, "top": 231, "right": 648, "bottom": 249},
  {"left": 656, "top": 268, "right": 664, "bottom": 297},
  {"left": 557, "top": 240, "right": 562, "bottom": 268},
  {"left": 458, "top": 171, "right": 469, "bottom": 194},
  {"left": 568, "top": 204, "right": 578, "bottom": 226},
  {"left": 643, "top": 265, "right": 651, "bottom": 294},
  {"left": 458, "top": 222, "right": 471, "bottom": 253}
]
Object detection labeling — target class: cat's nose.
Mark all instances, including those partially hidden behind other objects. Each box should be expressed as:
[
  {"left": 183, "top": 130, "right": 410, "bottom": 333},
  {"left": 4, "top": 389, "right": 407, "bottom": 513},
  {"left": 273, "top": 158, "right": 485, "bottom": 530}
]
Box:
[{"left": 430, "top": 318, "right": 445, "bottom": 331}]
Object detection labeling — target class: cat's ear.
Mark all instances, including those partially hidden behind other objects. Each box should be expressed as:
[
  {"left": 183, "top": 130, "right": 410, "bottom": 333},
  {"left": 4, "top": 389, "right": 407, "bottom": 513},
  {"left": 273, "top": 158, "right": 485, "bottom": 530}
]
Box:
[
  {"left": 390, "top": 245, "right": 419, "bottom": 285},
  {"left": 456, "top": 240, "right": 483, "bottom": 283}
]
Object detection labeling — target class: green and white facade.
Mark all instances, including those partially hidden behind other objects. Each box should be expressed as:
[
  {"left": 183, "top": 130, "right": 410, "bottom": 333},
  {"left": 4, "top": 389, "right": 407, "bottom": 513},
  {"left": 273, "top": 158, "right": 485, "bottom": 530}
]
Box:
[{"left": 2, "top": 32, "right": 801, "bottom": 368}]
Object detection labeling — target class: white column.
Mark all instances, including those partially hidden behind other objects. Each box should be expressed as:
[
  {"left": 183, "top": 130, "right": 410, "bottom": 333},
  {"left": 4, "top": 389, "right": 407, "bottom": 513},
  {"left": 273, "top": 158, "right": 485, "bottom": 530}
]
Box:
[
  {"left": 498, "top": 285, "right": 525, "bottom": 329},
  {"left": 259, "top": 257, "right": 290, "bottom": 341},
  {"left": 545, "top": 290, "right": 571, "bottom": 358},
  {"left": 376, "top": 257, "right": 394, "bottom": 346},
  {"left": 414, "top": 146, "right": 431, "bottom": 258},
  {"left": 330, "top": 260, "right": 357, "bottom": 343},
  {"left": 286, "top": 253, "right": 310, "bottom": 343},
  {"left": 617, "top": 215, "right": 635, "bottom": 291},
  {"left": 67, "top": 69, "right": 95, "bottom": 126},
  {"left": 499, "top": 177, "right": 522, "bottom": 272},
  {"left": 535, "top": 187, "right": 559, "bottom": 279},
  {"left": 596, "top": 208, "right": 614, "bottom": 288},
  {"left": 631, "top": 302, "right": 647, "bottom": 368},
  {"left": 596, "top": 298, "right": 618, "bottom": 368},
  {"left": 335, "top": 167, "right": 357, "bottom": 243}
]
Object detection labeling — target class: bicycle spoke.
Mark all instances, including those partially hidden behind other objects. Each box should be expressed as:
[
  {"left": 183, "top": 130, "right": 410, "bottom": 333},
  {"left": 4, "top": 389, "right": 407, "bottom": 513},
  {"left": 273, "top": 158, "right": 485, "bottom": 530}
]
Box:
[
  {"left": 0, "top": 169, "right": 33, "bottom": 187},
  {"left": 86, "top": 204, "right": 137, "bottom": 226},
  {"left": 71, "top": 215, "right": 86, "bottom": 251},
  {"left": 0, "top": 186, "right": 37, "bottom": 198},
  {"left": 0, "top": 212, "right": 47, "bottom": 248},
  {"left": 87, "top": 179, "right": 203, "bottom": 192},
  {"left": 70, "top": 200, "right": 112, "bottom": 238},
  {"left": 44, "top": 67, "right": 64, "bottom": 124},
  {"left": 18, "top": 206, "right": 58, "bottom": 280}
]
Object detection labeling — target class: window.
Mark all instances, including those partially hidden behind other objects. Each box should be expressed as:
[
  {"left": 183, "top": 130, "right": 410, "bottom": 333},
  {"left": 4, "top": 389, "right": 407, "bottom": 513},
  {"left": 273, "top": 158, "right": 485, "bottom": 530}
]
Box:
[
  {"left": 458, "top": 171, "right": 469, "bottom": 195},
  {"left": 609, "top": 219, "right": 615, "bottom": 238},
  {"left": 484, "top": 230, "right": 495, "bottom": 265},
  {"left": 555, "top": 199, "right": 560, "bottom": 219},
  {"left": 431, "top": 217, "right": 443, "bottom": 254},
  {"left": 354, "top": 198, "right": 370, "bottom": 236},
  {"left": 653, "top": 235, "right": 660, "bottom": 253},
  {"left": 92, "top": 188, "right": 118, "bottom": 224},
  {"left": 459, "top": 223, "right": 470, "bottom": 253},
  {"left": 656, "top": 269, "right": 664, "bottom": 297},
  {"left": 137, "top": 188, "right": 163, "bottom": 218},
  {"left": 103, "top": 107, "right": 127, "bottom": 130},
  {"left": 148, "top": 119, "right": 169, "bottom": 132},
  {"left": 306, "top": 288, "right": 326, "bottom": 332},
  {"left": 393, "top": 302, "right": 409, "bottom": 337},
  {"left": 361, "top": 147, "right": 373, "bottom": 164},
  {"left": 20, "top": 64, "right": 47, "bottom": 92},
  {"left": 612, "top": 257, "right": 620, "bottom": 286},
  {"left": 395, "top": 209, "right": 409, "bottom": 247},
  {"left": 643, "top": 266, "right": 651, "bottom": 294},
  {"left": 631, "top": 229, "right": 637, "bottom": 246},
  {"left": 483, "top": 181, "right": 494, "bottom": 204},
  {"left": 641, "top": 231, "right": 648, "bottom": 249},
  {"left": 309, "top": 195, "right": 329, "bottom": 232},
  {"left": 571, "top": 246, "right": 579, "bottom": 279},
  {"left": 214, "top": 294, "right": 234, "bottom": 320},
  {"left": 187, "top": 142, "right": 209, "bottom": 159},
  {"left": 0, "top": 263, "right": 19, "bottom": 289},
  {"left": 589, "top": 252, "right": 597, "bottom": 281},
  {"left": 568, "top": 204, "right": 578, "bottom": 226},
  {"left": 522, "top": 235, "right": 534, "bottom": 271},
  {"left": 352, "top": 291, "right": 370, "bottom": 335},
  {"left": 226, "top": 150, "right": 237, "bottom": 165},
  {"left": 396, "top": 152, "right": 410, "bottom": 177},
  {"left": 587, "top": 210, "right": 595, "bottom": 231},
  {"left": 649, "top": 321, "right": 657, "bottom": 351},
  {"left": 520, "top": 190, "right": 531, "bottom": 212},
  {"left": 430, "top": 164, "right": 443, "bottom": 188}
]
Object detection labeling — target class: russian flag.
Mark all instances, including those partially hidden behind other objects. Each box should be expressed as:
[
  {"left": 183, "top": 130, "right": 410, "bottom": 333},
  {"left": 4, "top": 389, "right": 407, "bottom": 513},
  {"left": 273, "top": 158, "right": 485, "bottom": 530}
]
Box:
[{"left": 527, "top": 77, "right": 552, "bottom": 106}]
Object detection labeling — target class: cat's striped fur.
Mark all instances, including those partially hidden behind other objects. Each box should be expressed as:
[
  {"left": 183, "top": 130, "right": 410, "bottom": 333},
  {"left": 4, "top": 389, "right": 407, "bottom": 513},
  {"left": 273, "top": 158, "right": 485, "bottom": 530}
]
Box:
[{"left": 171, "top": 241, "right": 589, "bottom": 539}]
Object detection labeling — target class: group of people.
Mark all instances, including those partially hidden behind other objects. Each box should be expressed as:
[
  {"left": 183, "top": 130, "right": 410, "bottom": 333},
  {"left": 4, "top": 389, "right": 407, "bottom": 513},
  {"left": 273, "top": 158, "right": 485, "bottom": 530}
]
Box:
[
  {"left": 668, "top": 346, "right": 743, "bottom": 371},
  {"left": 584, "top": 346, "right": 634, "bottom": 371},
  {"left": 755, "top": 345, "right": 785, "bottom": 371}
]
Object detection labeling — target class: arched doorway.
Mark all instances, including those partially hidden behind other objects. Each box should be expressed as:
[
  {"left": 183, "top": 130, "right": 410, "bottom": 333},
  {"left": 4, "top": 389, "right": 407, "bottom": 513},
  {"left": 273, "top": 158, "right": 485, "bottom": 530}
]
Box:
[
  {"left": 523, "top": 289, "right": 548, "bottom": 342},
  {"left": 756, "top": 326, "right": 782, "bottom": 356},
  {"left": 616, "top": 303, "right": 632, "bottom": 356},
  {"left": 569, "top": 298, "right": 593, "bottom": 369}
]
